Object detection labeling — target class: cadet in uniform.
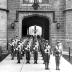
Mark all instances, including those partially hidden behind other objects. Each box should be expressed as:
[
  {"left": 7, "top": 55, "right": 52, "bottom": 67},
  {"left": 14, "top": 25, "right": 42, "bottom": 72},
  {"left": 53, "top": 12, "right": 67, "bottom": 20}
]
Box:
[
  {"left": 9, "top": 39, "right": 15, "bottom": 60},
  {"left": 19, "top": 41, "right": 23, "bottom": 59},
  {"left": 21, "top": 41, "right": 25, "bottom": 56},
  {"left": 54, "top": 41, "right": 63, "bottom": 70},
  {"left": 25, "top": 44, "right": 30, "bottom": 64},
  {"left": 33, "top": 43, "right": 38, "bottom": 64},
  {"left": 44, "top": 42, "right": 51, "bottom": 70},
  {"left": 16, "top": 41, "right": 22, "bottom": 63},
  {"left": 14, "top": 38, "right": 19, "bottom": 56},
  {"left": 39, "top": 39, "right": 46, "bottom": 64}
]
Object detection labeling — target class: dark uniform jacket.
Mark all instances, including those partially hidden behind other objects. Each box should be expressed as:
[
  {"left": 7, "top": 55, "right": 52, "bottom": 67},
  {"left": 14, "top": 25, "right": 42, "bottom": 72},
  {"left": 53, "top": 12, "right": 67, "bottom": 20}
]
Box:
[
  {"left": 54, "top": 45, "right": 62, "bottom": 57},
  {"left": 44, "top": 45, "right": 51, "bottom": 62},
  {"left": 33, "top": 47, "right": 38, "bottom": 60},
  {"left": 26, "top": 48, "right": 30, "bottom": 60}
]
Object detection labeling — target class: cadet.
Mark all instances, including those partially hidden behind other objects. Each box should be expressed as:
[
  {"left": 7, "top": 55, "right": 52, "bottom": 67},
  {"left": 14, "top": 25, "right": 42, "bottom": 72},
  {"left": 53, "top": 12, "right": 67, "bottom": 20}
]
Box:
[
  {"left": 33, "top": 43, "right": 38, "bottom": 64},
  {"left": 16, "top": 42, "right": 22, "bottom": 63},
  {"left": 44, "top": 42, "right": 51, "bottom": 70},
  {"left": 25, "top": 44, "right": 30, "bottom": 64},
  {"left": 19, "top": 41, "right": 23, "bottom": 59},
  {"left": 40, "top": 39, "right": 46, "bottom": 64},
  {"left": 9, "top": 39, "right": 15, "bottom": 60},
  {"left": 21, "top": 40, "right": 25, "bottom": 56},
  {"left": 54, "top": 41, "right": 63, "bottom": 70}
]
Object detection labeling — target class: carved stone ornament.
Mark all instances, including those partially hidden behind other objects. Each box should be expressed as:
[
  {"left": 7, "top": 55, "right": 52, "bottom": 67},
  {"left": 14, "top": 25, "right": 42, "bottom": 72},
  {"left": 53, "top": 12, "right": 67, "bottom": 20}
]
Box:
[{"left": 32, "top": 0, "right": 39, "bottom": 10}]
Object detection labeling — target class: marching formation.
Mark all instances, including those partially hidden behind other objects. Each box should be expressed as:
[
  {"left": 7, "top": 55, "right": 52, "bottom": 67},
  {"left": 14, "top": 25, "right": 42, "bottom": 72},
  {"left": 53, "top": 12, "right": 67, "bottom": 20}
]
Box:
[{"left": 9, "top": 36, "right": 63, "bottom": 70}]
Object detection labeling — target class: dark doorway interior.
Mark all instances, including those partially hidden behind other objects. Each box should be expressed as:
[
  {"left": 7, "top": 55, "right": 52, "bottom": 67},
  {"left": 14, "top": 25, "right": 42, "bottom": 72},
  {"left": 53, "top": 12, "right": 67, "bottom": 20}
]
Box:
[
  {"left": 22, "top": 15, "right": 50, "bottom": 40},
  {"left": 22, "top": 24, "right": 27, "bottom": 37}
]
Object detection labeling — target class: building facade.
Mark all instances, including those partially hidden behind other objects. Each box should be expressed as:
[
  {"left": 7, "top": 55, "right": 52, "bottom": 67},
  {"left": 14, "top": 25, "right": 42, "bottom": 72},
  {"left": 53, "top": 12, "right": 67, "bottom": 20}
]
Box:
[{"left": 0, "top": 0, "right": 72, "bottom": 52}]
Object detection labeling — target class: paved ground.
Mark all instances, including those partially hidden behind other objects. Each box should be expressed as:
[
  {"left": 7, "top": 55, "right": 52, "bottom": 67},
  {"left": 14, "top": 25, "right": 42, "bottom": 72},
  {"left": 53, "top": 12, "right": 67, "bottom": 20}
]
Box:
[{"left": 0, "top": 52, "right": 72, "bottom": 72}]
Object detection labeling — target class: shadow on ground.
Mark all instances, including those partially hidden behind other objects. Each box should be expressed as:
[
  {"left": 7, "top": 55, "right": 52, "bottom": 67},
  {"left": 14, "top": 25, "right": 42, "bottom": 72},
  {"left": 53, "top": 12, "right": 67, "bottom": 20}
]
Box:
[
  {"left": 63, "top": 55, "right": 72, "bottom": 64},
  {"left": 0, "top": 54, "right": 9, "bottom": 62}
]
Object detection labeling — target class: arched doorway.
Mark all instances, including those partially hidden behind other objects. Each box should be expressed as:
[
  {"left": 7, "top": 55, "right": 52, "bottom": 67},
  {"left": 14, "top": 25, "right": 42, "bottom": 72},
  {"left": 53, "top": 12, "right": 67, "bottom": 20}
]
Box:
[
  {"left": 28, "top": 25, "right": 42, "bottom": 36},
  {"left": 22, "top": 14, "right": 50, "bottom": 40}
]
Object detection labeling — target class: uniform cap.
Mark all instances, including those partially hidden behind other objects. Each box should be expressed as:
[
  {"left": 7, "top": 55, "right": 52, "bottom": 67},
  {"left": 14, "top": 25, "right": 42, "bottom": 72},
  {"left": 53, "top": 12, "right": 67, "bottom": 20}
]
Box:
[{"left": 56, "top": 40, "right": 61, "bottom": 43}]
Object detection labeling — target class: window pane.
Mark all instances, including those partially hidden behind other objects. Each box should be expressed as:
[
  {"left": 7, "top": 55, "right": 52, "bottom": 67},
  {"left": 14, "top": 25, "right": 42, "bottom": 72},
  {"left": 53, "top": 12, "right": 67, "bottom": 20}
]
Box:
[
  {"left": 23, "top": 0, "right": 33, "bottom": 3},
  {"left": 42, "top": 0, "right": 49, "bottom": 3},
  {"left": 38, "top": 0, "right": 42, "bottom": 3},
  {"left": 23, "top": 0, "right": 49, "bottom": 4},
  {"left": 29, "top": 0, "right": 34, "bottom": 3}
]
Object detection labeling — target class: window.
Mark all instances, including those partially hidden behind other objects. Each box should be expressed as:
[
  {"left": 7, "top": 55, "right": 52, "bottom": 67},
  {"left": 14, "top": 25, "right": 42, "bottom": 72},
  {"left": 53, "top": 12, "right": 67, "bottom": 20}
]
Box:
[
  {"left": 23, "top": 0, "right": 42, "bottom": 3},
  {"left": 23, "top": 0, "right": 49, "bottom": 4}
]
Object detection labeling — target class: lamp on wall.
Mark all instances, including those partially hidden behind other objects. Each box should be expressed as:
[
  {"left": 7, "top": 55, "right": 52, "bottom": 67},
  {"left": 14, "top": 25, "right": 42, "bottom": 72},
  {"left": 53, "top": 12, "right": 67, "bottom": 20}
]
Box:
[
  {"left": 11, "top": 22, "right": 15, "bottom": 29},
  {"left": 32, "top": 0, "right": 39, "bottom": 10},
  {"left": 11, "top": 19, "right": 18, "bottom": 29},
  {"left": 56, "top": 23, "right": 60, "bottom": 29}
]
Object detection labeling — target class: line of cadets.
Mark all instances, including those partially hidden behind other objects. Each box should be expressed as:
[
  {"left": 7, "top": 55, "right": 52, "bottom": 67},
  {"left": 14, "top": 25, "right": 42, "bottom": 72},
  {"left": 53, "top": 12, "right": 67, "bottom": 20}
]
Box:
[
  {"left": 9, "top": 37, "right": 39, "bottom": 64},
  {"left": 9, "top": 37, "right": 63, "bottom": 70}
]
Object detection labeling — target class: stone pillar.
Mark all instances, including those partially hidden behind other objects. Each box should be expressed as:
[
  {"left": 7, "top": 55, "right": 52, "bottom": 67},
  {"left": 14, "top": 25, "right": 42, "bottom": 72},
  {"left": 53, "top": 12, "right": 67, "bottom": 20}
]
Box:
[{"left": 0, "top": 0, "right": 7, "bottom": 52}]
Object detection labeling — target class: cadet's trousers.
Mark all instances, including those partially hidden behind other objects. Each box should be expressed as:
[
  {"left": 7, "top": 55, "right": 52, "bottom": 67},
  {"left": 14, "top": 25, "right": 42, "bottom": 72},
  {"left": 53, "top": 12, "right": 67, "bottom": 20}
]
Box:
[
  {"left": 45, "top": 55, "right": 50, "bottom": 69},
  {"left": 17, "top": 52, "right": 21, "bottom": 63},
  {"left": 55, "top": 56, "right": 60, "bottom": 68}
]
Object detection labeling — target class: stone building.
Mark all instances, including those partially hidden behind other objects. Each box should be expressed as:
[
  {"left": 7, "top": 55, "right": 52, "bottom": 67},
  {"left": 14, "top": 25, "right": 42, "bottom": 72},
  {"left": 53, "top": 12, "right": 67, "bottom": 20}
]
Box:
[{"left": 0, "top": 0, "right": 72, "bottom": 52}]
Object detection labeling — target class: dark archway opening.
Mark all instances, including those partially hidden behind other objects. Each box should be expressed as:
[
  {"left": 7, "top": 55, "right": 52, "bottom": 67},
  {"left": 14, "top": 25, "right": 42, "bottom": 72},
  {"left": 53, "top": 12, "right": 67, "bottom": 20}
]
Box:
[{"left": 22, "top": 15, "right": 50, "bottom": 40}]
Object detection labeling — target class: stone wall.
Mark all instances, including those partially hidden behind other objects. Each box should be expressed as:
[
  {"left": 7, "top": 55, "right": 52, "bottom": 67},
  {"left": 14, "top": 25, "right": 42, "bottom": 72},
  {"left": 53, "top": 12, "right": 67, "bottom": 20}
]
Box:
[
  {"left": 7, "top": 0, "right": 66, "bottom": 48},
  {"left": 7, "top": 0, "right": 20, "bottom": 40},
  {"left": 0, "top": 0, "right": 7, "bottom": 51},
  {"left": 0, "top": 11, "right": 7, "bottom": 51},
  {"left": 51, "top": 0, "right": 65, "bottom": 47},
  {"left": 64, "top": 0, "right": 72, "bottom": 49}
]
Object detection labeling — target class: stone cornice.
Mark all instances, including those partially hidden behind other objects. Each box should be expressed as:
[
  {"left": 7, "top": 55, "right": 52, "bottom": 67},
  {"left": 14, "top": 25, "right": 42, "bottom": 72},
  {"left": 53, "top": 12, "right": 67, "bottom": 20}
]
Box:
[
  {"left": 0, "top": 8, "right": 9, "bottom": 13},
  {"left": 63, "top": 9, "right": 72, "bottom": 13},
  {"left": 16, "top": 10, "right": 55, "bottom": 22}
]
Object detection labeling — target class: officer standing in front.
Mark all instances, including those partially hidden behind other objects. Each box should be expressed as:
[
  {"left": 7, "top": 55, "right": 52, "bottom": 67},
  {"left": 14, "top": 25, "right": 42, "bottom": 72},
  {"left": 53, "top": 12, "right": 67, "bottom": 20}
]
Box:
[
  {"left": 53, "top": 41, "right": 63, "bottom": 70},
  {"left": 44, "top": 41, "right": 51, "bottom": 70}
]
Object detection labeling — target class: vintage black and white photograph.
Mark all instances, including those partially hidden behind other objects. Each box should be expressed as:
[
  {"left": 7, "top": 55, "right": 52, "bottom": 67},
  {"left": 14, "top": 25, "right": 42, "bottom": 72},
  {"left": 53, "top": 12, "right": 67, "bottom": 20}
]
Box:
[{"left": 0, "top": 0, "right": 72, "bottom": 72}]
